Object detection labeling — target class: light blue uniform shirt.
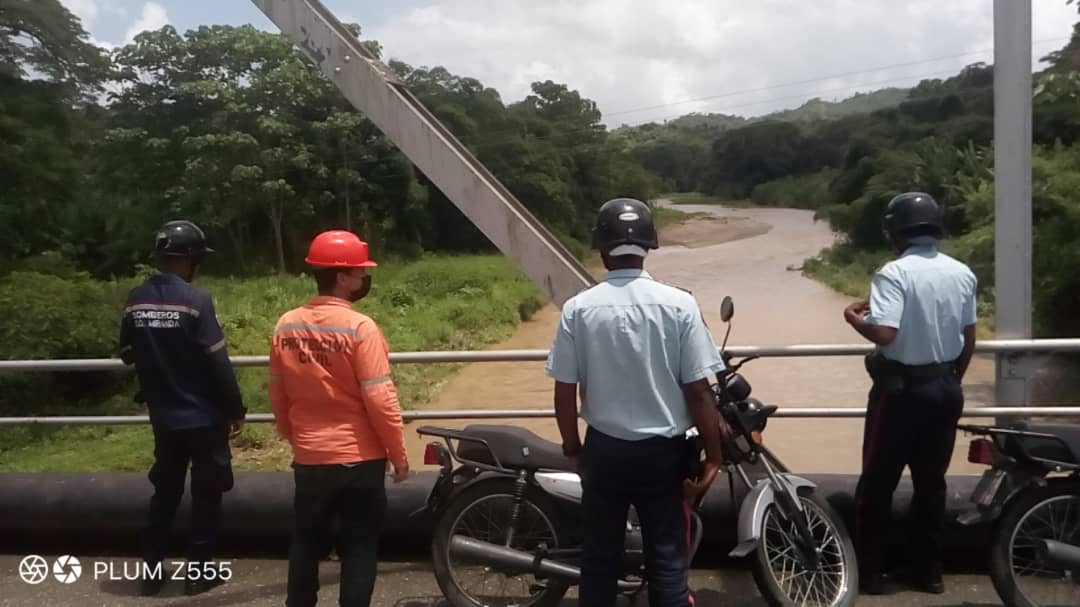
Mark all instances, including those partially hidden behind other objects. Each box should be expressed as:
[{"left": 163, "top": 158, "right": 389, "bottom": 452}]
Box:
[
  {"left": 866, "top": 237, "right": 978, "bottom": 365},
  {"left": 545, "top": 269, "right": 727, "bottom": 441}
]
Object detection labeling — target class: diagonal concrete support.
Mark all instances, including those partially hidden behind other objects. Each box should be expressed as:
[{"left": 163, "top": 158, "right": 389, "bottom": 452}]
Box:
[{"left": 249, "top": 0, "right": 595, "bottom": 307}]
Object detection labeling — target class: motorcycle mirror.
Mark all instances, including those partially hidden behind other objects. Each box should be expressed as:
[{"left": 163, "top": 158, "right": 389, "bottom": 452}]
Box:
[{"left": 720, "top": 296, "right": 734, "bottom": 322}]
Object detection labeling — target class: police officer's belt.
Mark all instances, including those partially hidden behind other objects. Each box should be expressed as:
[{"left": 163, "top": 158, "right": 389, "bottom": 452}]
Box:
[{"left": 865, "top": 351, "right": 957, "bottom": 381}]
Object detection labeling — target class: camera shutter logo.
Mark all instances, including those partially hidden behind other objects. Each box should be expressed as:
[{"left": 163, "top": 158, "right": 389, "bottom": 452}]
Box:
[
  {"left": 19, "top": 555, "right": 49, "bottom": 585},
  {"left": 52, "top": 555, "right": 82, "bottom": 584}
]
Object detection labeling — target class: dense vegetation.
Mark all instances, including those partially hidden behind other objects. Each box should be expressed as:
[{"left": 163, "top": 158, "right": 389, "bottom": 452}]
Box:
[
  {"left": 3, "top": 1, "right": 1079, "bottom": 467},
  {"left": 0, "top": 255, "right": 546, "bottom": 470},
  {"left": 623, "top": 20, "right": 1080, "bottom": 339},
  {"left": 0, "top": 3, "right": 662, "bottom": 276},
  {"left": 8, "top": 1, "right": 1077, "bottom": 339},
  {"left": 0, "top": 0, "right": 640, "bottom": 468}
]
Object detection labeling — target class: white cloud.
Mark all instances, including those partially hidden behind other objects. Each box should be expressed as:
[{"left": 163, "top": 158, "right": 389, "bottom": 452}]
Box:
[
  {"left": 364, "top": 0, "right": 1078, "bottom": 126},
  {"left": 59, "top": 0, "right": 119, "bottom": 50},
  {"left": 124, "top": 2, "right": 171, "bottom": 43},
  {"left": 61, "top": 0, "right": 100, "bottom": 28},
  {"left": 103, "top": 3, "right": 128, "bottom": 19}
]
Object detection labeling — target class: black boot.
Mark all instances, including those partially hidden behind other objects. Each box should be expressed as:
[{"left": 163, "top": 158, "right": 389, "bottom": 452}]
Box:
[
  {"left": 140, "top": 560, "right": 167, "bottom": 596},
  {"left": 184, "top": 575, "right": 226, "bottom": 596},
  {"left": 899, "top": 568, "right": 946, "bottom": 594},
  {"left": 859, "top": 572, "right": 899, "bottom": 595}
]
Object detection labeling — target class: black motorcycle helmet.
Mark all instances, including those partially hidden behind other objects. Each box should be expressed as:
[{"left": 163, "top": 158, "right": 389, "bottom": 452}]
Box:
[
  {"left": 155, "top": 220, "right": 215, "bottom": 258},
  {"left": 591, "top": 198, "right": 659, "bottom": 252},
  {"left": 883, "top": 192, "right": 944, "bottom": 243}
]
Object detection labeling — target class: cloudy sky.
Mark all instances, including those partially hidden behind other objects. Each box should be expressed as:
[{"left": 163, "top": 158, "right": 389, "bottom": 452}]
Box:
[{"left": 61, "top": 0, "right": 1077, "bottom": 126}]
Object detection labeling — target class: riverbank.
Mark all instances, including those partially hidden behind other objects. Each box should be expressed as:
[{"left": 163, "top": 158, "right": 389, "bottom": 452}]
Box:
[{"left": 402, "top": 202, "right": 994, "bottom": 474}]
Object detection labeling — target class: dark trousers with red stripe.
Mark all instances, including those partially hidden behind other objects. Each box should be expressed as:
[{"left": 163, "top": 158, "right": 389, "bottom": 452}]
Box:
[
  {"left": 580, "top": 427, "right": 693, "bottom": 607},
  {"left": 854, "top": 375, "right": 964, "bottom": 579}
]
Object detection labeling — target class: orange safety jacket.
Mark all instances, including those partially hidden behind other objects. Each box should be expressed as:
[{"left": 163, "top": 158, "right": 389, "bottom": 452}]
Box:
[{"left": 269, "top": 296, "right": 407, "bottom": 469}]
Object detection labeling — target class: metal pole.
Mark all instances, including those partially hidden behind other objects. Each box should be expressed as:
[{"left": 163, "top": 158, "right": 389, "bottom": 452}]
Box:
[{"left": 993, "top": 0, "right": 1033, "bottom": 413}]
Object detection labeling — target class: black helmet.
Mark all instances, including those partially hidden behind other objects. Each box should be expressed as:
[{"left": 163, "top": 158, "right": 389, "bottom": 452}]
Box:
[
  {"left": 883, "top": 192, "right": 944, "bottom": 241},
  {"left": 591, "top": 198, "right": 658, "bottom": 251},
  {"left": 155, "top": 220, "right": 214, "bottom": 257}
]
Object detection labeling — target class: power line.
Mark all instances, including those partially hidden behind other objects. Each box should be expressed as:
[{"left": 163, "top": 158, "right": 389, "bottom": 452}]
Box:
[
  {"left": 608, "top": 67, "right": 978, "bottom": 130},
  {"left": 601, "top": 36, "right": 1068, "bottom": 119},
  {"left": 117, "top": 37, "right": 1072, "bottom": 186},
  {"left": 111, "top": 36, "right": 1073, "bottom": 170},
  {"left": 212, "top": 72, "right": 1016, "bottom": 192},
  {"left": 462, "top": 65, "right": 1001, "bottom": 151},
  {"left": 389, "top": 36, "right": 1069, "bottom": 150}
]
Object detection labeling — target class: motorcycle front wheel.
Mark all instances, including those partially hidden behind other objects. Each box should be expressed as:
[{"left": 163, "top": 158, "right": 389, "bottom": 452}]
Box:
[
  {"left": 989, "top": 479, "right": 1080, "bottom": 607},
  {"left": 431, "top": 478, "right": 571, "bottom": 607},
  {"left": 751, "top": 488, "right": 858, "bottom": 607}
]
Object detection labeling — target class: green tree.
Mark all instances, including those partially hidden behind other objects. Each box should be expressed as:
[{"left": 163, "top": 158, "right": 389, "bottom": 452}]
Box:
[{"left": 0, "top": 0, "right": 110, "bottom": 262}]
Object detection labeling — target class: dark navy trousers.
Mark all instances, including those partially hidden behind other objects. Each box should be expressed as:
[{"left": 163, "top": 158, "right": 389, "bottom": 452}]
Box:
[
  {"left": 580, "top": 427, "right": 693, "bottom": 607},
  {"left": 143, "top": 424, "right": 235, "bottom": 566}
]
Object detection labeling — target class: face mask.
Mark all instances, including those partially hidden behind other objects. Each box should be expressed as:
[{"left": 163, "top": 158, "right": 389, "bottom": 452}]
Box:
[{"left": 349, "top": 274, "right": 372, "bottom": 301}]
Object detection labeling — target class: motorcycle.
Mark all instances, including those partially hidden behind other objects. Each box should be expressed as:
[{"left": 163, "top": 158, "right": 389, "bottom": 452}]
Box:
[
  {"left": 415, "top": 296, "right": 858, "bottom": 607},
  {"left": 957, "top": 420, "right": 1080, "bottom": 607}
]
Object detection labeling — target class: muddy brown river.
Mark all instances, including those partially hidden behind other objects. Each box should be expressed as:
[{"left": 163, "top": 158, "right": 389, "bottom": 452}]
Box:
[{"left": 403, "top": 203, "right": 994, "bottom": 475}]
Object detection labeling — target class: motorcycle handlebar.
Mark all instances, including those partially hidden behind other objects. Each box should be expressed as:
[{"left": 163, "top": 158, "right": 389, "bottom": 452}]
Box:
[{"left": 721, "top": 353, "right": 760, "bottom": 375}]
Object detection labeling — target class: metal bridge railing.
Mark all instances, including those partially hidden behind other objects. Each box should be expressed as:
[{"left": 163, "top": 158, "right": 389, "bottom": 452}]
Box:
[
  {"left": 2, "top": 338, "right": 1079, "bottom": 373},
  {"left": 1, "top": 338, "right": 1079, "bottom": 425},
  {"left": 1, "top": 407, "right": 1079, "bottom": 426}
]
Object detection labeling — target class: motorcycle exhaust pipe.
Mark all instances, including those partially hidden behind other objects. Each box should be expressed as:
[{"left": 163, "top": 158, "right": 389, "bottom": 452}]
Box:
[
  {"left": 448, "top": 535, "right": 640, "bottom": 591},
  {"left": 1038, "top": 539, "right": 1080, "bottom": 570},
  {"left": 449, "top": 535, "right": 580, "bottom": 581}
]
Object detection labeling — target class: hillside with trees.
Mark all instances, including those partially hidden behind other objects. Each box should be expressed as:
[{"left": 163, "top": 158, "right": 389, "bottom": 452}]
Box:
[
  {"left": 2, "top": 0, "right": 1079, "bottom": 468},
  {"left": 4, "top": 0, "right": 1079, "bottom": 354},
  {"left": 621, "top": 18, "right": 1080, "bottom": 339},
  {"left": 0, "top": 6, "right": 659, "bottom": 277},
  {"left": 0, "top": 1, "right": 654, "bottom": 468}
]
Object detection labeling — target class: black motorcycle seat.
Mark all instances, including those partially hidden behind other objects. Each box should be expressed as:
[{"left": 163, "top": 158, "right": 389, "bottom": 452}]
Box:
[
  {"left": 1007, "top": 422, "right": 1080, "bottom": 465},
  {"left": 455, "top": 425, "right": 577, "bottom": 472}
]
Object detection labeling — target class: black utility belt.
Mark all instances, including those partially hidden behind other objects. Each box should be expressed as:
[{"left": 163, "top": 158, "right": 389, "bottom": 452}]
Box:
[{"left": 865, "top": 351, "right": 957, "bottom": 382}]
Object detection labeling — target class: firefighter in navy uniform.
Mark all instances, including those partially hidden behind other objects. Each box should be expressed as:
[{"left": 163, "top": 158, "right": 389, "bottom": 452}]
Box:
[
  {"left": 119, "top": 220, "right": 247, "bottom": 597},
  {"left": 547, "top": 198, "right": 727, "bottom": 607},
  {"left": 843, "top": 193, "right": 978, "bottom": 595}
]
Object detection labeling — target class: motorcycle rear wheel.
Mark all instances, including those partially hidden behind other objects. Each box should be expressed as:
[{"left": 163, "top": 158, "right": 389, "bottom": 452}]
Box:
[
  {"left": 431, "top": 478, "right": 571, "bottom": 607},
  {"left": 989, "top": 479, "right": 1080, "bottom": 607}
]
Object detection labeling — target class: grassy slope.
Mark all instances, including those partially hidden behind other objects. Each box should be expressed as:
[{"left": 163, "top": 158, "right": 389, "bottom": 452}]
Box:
[
  {"left": 660, "top": 192, "right": 753, "bottom": 207},
  {"left": 1, "top": 206, "right": 766, "bottom": 472},
  {"left": 652, "top": 205, "right": 706, "bottom": 229},
  {"left": 801, "top": 243, "right": 996, "bottom": 339},
  {"left": 0, "top": 255, "right": 544, "bottom": 472}
]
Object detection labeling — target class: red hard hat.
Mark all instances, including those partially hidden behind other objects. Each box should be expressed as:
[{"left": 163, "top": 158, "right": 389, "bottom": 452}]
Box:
[{"left": 305, "top": 230, "right": 378, "bottom": 268}]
